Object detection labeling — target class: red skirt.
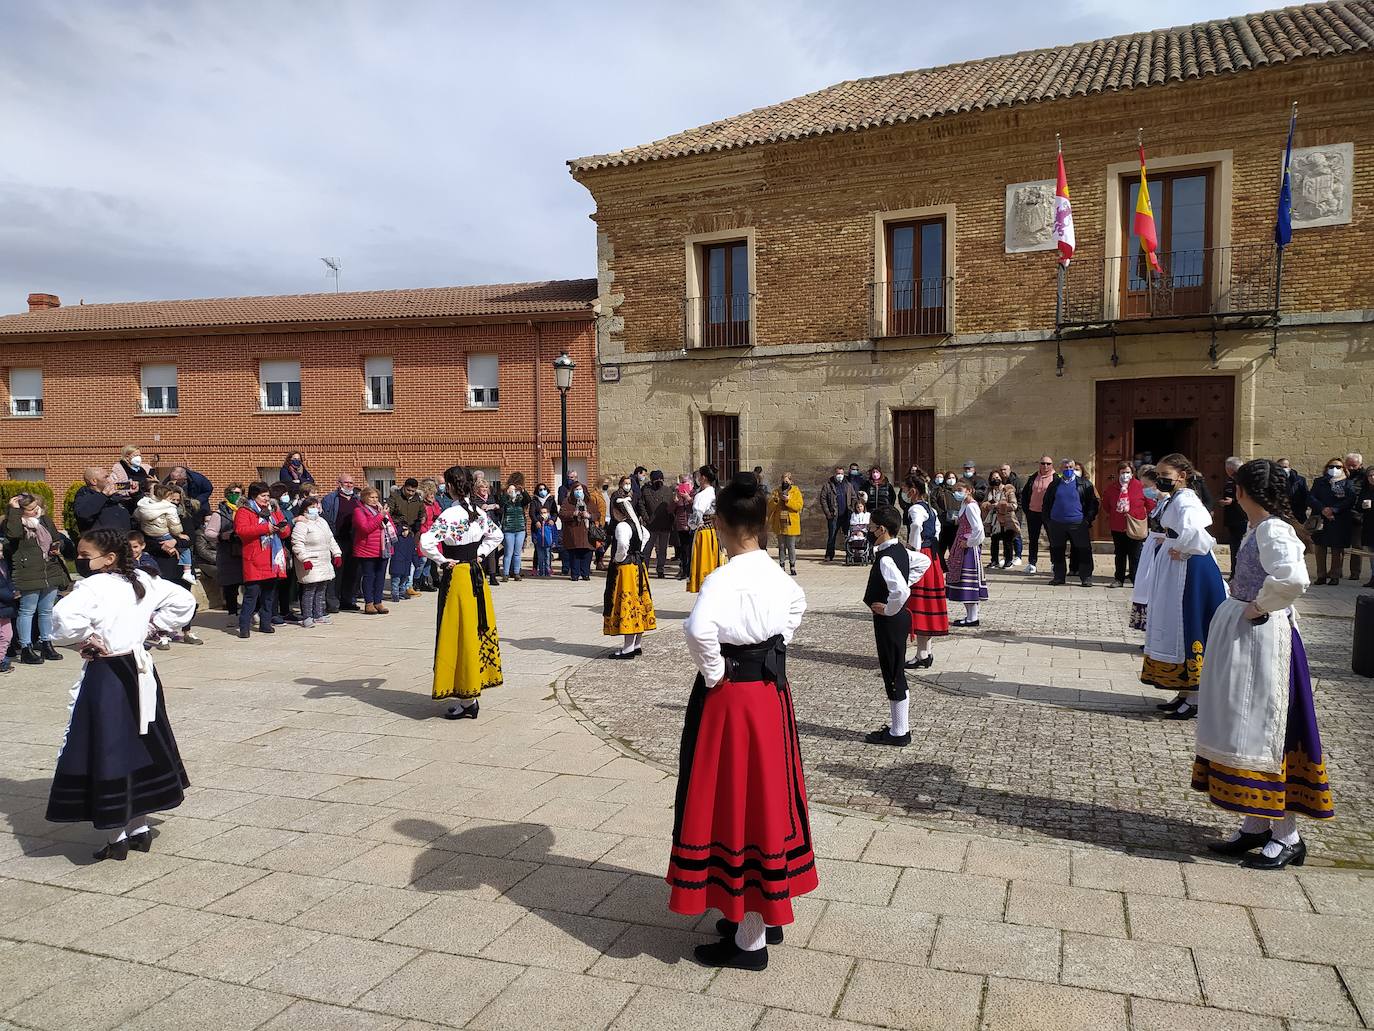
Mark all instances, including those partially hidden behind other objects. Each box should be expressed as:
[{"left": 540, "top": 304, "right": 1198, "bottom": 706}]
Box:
[
  {"left": 668, "top": 673, "right": 818, "bottom": 925},
  {"left": 907, "top": 546, "right": 950, "bottom": 638}
]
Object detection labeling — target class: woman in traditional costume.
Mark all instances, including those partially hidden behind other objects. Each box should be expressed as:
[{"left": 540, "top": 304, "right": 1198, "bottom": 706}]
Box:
[
  {"left": 1193, "top": 459, "right": 1333, "bottom": 869},
  {"left": 1140, "top": 454, "right": 1228, "bottom": 721},
  {"left": 604, "top": 475, "right": 657, "bottom": 659},
  {"left": 1129, "top": 466, "right": 1163, "bottom": 635},
  {"left": 668, "top": 472, "right": 815, "bottom": 972},
  {"left": 945, "top": 482, "right": 988, "bottom": 627},
  {"left": 46, "top": 528, "right": 196, "bottom": 861},
  {"left": 686, "top": 464, "right": 721, "bottom": 593},
  {"left": 903, "top": 478, "right": 948, "bottom": 669},
  {"left": 420, "top": 466, "right": 503, "bottom": 720}
]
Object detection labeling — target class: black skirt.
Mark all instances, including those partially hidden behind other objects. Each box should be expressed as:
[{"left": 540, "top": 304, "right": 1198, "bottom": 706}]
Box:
[{"left": 46, "top": 654, "right": 189, "bottom": 829}]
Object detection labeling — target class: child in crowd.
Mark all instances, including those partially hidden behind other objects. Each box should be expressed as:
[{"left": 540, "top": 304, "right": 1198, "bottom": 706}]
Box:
[
  {"left": 864, "top": 505, "right": 927, "bottom": 747},
  {"left": 127, "top": 531, "right": 172, "bottom": 651},
  {"left": 291, "top": 496, "right": 342, "bottom": 628},
  {"left": 135, "top": 483, "right": 193, "bottom": 584},
  {"left": 845, "top": 498, "right": 872, "bottom": 565},
  {"left": 533, "top": 489, "right": 557, "bottom": 577},
  {"left": 0, "top": 553, "right": 15, "bottom": 674}
]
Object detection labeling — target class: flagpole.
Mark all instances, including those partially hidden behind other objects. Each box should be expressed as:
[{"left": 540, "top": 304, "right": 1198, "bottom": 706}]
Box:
[
  {"left": 1273, "top": 101, "right": 1296, "bottom": 318},
  {"left": 1055, "top": 134, "right": 1065, "bottom": 329}
]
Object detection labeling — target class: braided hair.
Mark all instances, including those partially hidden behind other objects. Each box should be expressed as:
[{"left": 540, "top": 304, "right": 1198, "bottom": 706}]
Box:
[
  {"left": 79, "top": 528, "right": 147, "bottom": 601},
  {"left": 1234, "top": 459, "right": 1311, "bottom": 547},
  {"left": 442, "top": 465, "right": 479, "bottom": 520}
]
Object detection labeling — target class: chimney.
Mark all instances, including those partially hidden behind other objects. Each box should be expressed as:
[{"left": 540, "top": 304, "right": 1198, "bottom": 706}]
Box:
[{"left": 27, "top": 293, "right": 60, "bottom": 312}]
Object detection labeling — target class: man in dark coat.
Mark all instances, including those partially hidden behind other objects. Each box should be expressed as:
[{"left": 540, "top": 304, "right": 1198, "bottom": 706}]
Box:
[
  {"left": 72, "top": 467, "right": 133, "bottom": 533},
  {"left": 1217, "top": 457, "right": 1249, "bottom": 579},
  {"left": 639, "top": 470, "right": 675, "bottom": 578},
  {"left": 321, "top": 473, "right": 362, "bottom": 611},
  {"left": 1277, "top": 458, "right": 1308, "bottom": 523},
  {"left": 1042, "top": 458, "right": 1101, "bottom": 587}
]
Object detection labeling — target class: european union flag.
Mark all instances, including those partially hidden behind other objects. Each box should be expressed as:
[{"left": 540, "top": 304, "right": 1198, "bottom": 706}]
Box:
[{"left": 1275, "top": 106, "right": 1295, "bottom": 250}]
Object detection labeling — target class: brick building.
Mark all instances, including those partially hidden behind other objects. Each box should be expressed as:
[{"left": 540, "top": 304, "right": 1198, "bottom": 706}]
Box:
[
  {"left": 0, "top": 280, "right": 601, "bottom": 499},
  {"left": 570, "top": 0, "right": 1374, "bottom": 540}
]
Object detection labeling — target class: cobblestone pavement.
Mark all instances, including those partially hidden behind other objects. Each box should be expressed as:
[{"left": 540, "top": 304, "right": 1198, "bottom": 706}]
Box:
[
  {"left": 569, "top": 557, "right": 1374, "bottom": 868},
  {"left": 0, "top": 563, "right": 1370, "bottom": 1030}
]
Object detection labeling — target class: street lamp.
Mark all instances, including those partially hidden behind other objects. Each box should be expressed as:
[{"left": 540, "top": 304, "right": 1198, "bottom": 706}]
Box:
[{"left": 553, "top": 351, "right": 576, "bottom": 488}]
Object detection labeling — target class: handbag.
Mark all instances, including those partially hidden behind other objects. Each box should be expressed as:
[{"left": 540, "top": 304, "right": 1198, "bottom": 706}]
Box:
[{"left": 1125, "top": 513, "right": 1148, "bottom": 541}]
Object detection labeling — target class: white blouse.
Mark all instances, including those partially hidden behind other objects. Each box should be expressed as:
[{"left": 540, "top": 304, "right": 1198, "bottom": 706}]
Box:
[
  {"left": 419, "top": 502, "right": 502, "bottom": 563},
  {"left": 874, "top": 539, "right": 930, "bottom": 616},
  {"left": 689, "top": 485, "right": 716, "bottom": 530},
  {"left": 1252, "top": 518, "right": 1310, "bottom": 614},
  {"left": 1159, "top": 488, "right": 1216, "bottom": 557},
  {"left": 684, "top": 549, "right": 806, "bottom": 688},
  {"left": 958, "top": 500, "right": 985, "bottom": 548}
]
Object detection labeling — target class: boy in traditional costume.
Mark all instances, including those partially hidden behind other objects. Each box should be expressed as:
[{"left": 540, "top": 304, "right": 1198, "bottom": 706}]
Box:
[{"left": 864, "top": 505, "right": 928, "bottom": 746}]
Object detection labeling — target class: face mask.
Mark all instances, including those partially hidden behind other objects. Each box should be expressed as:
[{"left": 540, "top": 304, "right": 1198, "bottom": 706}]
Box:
[
  {"left": 834, "top": 474, "right": 844, "bottom": 482},
  {"left": 226, "top": 492, "right": 241, "bottom": 504},
  {"left": 339, "top": 486, "right": 354, "bottom": 497},
  {"left": 1327, "top": 467, "right": 1341, "bottom": 477},
  {"left": 849, "top": 469, "right": 859, "bottom": 476},
  {"left": 953, "top": 490, "right": 967, "bottom": 502},
  {"left": 574, "top": 489, "right": 585, "bottom": 500},
  {"left": 620, "top": 484, "right": 631, "bottom": 494},
  {"left": 75, "top": 557, "right": 103, "bottom": 577},
  {"left": 637, "top": 474, "right": 647, "bottom": 484},
  {"left": 129, "top": 457, "right": 142, "bottom": 469},
  {"left": 1062, "top": 468, "right": 1075, "bottom": 480},
  {"left": 1143, "top": 487, "right": 1159, "bottom": 499},
  {"left": 291, "top": 459, "right": 302, "bottom": 466},
  {"left": 277, "top": 495, "right": 290, "bottom": 505},
  {"left": 1120, "top": 473, "right": 1131, "bottom": 484},
  {"left": 1156, "top": 477, "right": 1176, "bottom": 493},
  {"left": 508, "top": 488, "right": 518, "bottom": 497},
  {"left": 21, "top": 516, "right": 39, "bottom": 528},
  {"left": 307, "top": 507, "right": 321, "bottom": 520},
  {"left": 537, "top": 489, "right": 548, "bottom": 498},
  {"left": 964, "top": 470, "right": 974, "bottom": 478}
]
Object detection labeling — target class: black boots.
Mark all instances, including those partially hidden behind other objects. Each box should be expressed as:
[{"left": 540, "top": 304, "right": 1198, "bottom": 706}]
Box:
[
  {"left": 19, "top": 645, "right": 44, "bottom": 665},
  {"left": 39, "top": 641, "right": 62, "bottom": 661}
]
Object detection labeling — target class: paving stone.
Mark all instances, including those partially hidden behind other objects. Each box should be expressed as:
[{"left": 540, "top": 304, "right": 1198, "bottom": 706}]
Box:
[
  {"left": 1069, "top": 850, "right": 1185, "bottom": 897},
  {"left": 7, "top": 956, "right": 188, "bottom": 1031},
  {"left": 930, "top": 915, "right": 1060, "bottom": 981},
  {"left": 51, "top": 850, "right": 190, "bottom": 894},
  {"left": 889, "top": 868, "right": 1008, "bottom": 920},
  {"left": 807, "top": 900, "right": 938, "bottom": 963},
  {"left": 480, "top": 908, "right": 628, "bottom": 973},
  {"left": 966, "top": 839, "right": 1071, "bottom": 884},
  {"left": 1126, "top": 893, "right": 1262, "bottom": 955},
  {"left": 808, "top": 856, "right": 901, "bottom": 907},
  {"left": 860, "top": 826, "right": 969, "bottom": 872},
  {"left": 611, "top": 985, "right": 763, "bottom": 1031},
  {"left": 978, "top": 977, "right": 1128, "bottom": 1030},
  {"left": 1251, "top": 908, "right": 1374, "bottom": 967},
  {"left": 1337, "top": 963, "right": 1374, "bottom": 1023},
  {"left": 1183, "top": 864, "right": 1313, "bottom": 912},
  {"left": 1006, "top": 880, "right": 1127, "bottom": 936},
  {"left": 708, "top": 943, "right": 851, "bottom": 1017},
  {"left": 501, "top": 861, "right": 627, "bottom": 915},
  {"left": 162, "top": 917, "right": 323, "bottom": 985},
  {"left": 379, "top": 896, "right": 522, "bottom": 955},
  {"left": 128, "top": 858, "right": 268, "bottom": 908},
  {"left": 0, "top": 878, "right": 71, "bottom": 923},
  {"left": 0, "top": 941, "right": 106, "bottom": 1011},
  {"left": 1193, "top": 950, "right": 1359, "bottom": 1023},
  {"left": 1061, "top": 931, "right": 1201, "bottom": 1003},
  {"left": 121, "top": 978, "right": 293, "bottom": 1031},
  {"left": 1295, "top": 871, "right": 1374, "bottom": 919},
  {"left": 470, "top": 967, "right": 637, "bottom": 1031},
  {"left": 588, "top": 924, "right": 717, "bottom": 991},
  {"left": 72, "top": 902, "right": 234, "bottom": 963},
  {"left": 316, "top": 841, "right": 454, "bottom": 889},
  {"left": 834, "top": 959, "right": 981, "bottom": 1029},
  {"left": 589, "top": 834, "right": 665, "bottom": 874},
  {"left": 356, "top": 951, "right": 521, "bottom": 1026},
  {"left": 522, "top": 796, "right": 626, "bottom": 831},
  {"left": 258, "top": 1000, "right": 407, "bottom": 1030},
  {"left": 753, "top": 1012, "right": 890, "bottom": 1031},
  {"left": 590, "top": 873, "right": 702, "bottom": 930},
  {"left": 410, "top": 851, "right": 538, "bottom": 899},
  {"left": 251, "top": 933, "right": 420, "bottom": 1006},
  {"left": 3, "top": 889, "right": 152, "bottom": 946},
  {"left": 252, "top": 831, "right": 379, "bottom": 875},
  {"left": 172, "top": 825, "right": 301, "bottom": 865},
  {"left": 1127, "top": 998, "right": 1283, "bottom": 1031},
  {"left": 291, "top": 882, "right": 433, "bottom": 939}
]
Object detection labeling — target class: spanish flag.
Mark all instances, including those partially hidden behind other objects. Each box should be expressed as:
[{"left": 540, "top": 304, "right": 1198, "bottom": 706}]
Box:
[{"left": 1133, "top": 145, "right": 1161, "bottom": 273}]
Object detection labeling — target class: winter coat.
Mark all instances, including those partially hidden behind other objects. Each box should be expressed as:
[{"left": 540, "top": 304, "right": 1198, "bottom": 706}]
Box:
[
  {"left": 184, "top": 469, "right": 214, "bottom": 513},
  {"left": 499, "top": 491, "right": 532, "bottom": 533},
  {"left": 351, "top": 504, "right": 387, "bottom": 559},
  {"left": 671, "top": 489, "right": 694, "bottom": 532},
  {"left": 528, "top": 493, "right": 558, "bottom": 532},
  {"left": 0, "top": 557, "right": 17, "bottom": 619},
  {"left": 234, "top": 503, "right": 291, "bottom": 582},
  {"left": 320, "top": 489, "right": 360, "bottom": 543},
  {"left": 1356, "top": 475, "right": 1374, "bottom": 550},
  {"left": 984, "top": 483, "right": 1020, "bottom": 531},
  {"left": 1042, "top": 476, "right": 1101, "bottom": 527},
  {"left": 559, "top": 492, "right": 604, "bottom": 550},
  {"left": 4, "top": 509, "right": 72, "bottom": 592},
  {"left": 135, "top": 496, "right": 183, "bottom": 539},
  {"left": 388, "top": 490, "right": 427, "bottom": 538},
  {"left": 280, "top": 461, "right": 316, "bottom": 487},
  {"left": 1103, "top": 477, "right": 1150, "bottom": 534},
  {"left": 768, "top": 485, "right": 804, "bottom": 536},
  {"left": 291, "top": 516, "right": 342, "bottom": 584},
  {"left": 1310, "top": 474, "right": 1356, "bottom": 548},
  {"left": 819, "top": 478, "right": 856, "bottom": 520},
  {"left": 212, "top": 503, "right": 245, "bottom": 587},
  {"left": 108, "top": 459, "right": 150, "bottom": 496},
  {"left": 72, "top": 485, "right": 133, "bottom": 534},
  {"left": 865, "top": 479, "right": 897, "bottom": 510},
  {"left": 194, "top": 511, "right": 219, "bottom": 566},
  {"left": 640, "top": 481, "right": 675, "bottom": 532}
]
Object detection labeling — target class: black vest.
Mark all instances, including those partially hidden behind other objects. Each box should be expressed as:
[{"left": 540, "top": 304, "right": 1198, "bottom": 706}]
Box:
[{"left": 864, "top": 542, "right": 910, "bottom": 607}]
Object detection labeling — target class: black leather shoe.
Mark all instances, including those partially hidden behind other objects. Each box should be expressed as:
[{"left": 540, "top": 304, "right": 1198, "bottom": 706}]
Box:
[
  {"left": 443, "top": 700, "right": 480, "bottom": 720},
  {"left": 951, "top": 619, "right": 980, "bottom": 628},
  {"left": 917, "top": 654, "right": 934, "bottom": 669},
  {"left": 128, "top": 831, "right": 153, "bottom": 853},
  {"left": 1241, "top": 838, "right": 1306, "bottom": 870},
  {"left": 864, "top": 725, "right": 911, "bottom": 746},
  {"left": 1156, "top": 697, "right": 1185, "bottom": 712},
  {"left": 693, "top": 939, "right": 768, "bottom": 970},
  {"left": 1079, "top": 578, "right": 1092, "bottom": 587},
  {"left": 38, "top": 641, "right": 62, "bottom": 661},
  {"left": 1206, "top": 828, "right": 1271, "bottom": 856},
  {"left": 19, "top": 646, "right": 44, "bottom": 665},
  {"left": 238, "top": 628, "right": 251, "bottom": 639},
  {"left": 93, "top": 839, "right": 129, "bottom": 862},
  {"left": 716, "top": 919, "right": 784, "bottom": 945},
  {"left": 1048, "top": 578, "right": 1066, "bottom": 586},
  {"left": 1163, "top": 701, "right": 1198, "bottom": 720},
  {"left": 904, "top": 657, "right": 922, "bottom": 669}
]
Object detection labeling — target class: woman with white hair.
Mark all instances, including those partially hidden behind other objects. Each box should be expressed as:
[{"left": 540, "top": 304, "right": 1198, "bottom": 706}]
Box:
[{"left": 107, "top": 444, "right": 150, "bottom": 499}]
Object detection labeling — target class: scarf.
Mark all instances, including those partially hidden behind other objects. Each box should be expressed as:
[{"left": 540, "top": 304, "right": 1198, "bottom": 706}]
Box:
[
  {"left": 248, "top": 500, "right": 287, "bottom": 575},
  {"left": 379, "top": 508, "right": 398, "bottom": 557},
  {"left": 25, "top": 517, "right": 54, "bottom": 556}
]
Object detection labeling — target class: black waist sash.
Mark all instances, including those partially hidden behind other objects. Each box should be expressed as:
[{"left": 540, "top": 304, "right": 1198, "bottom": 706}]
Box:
[
  {"left": 442, "top": 542, "right": 489, "bottom": 633},
  {"left": 1165, "top": 528, "right": 1180, "bottom": 539},
  {"left": 721, "top": 635, "right": 787, "bottom": 686}
]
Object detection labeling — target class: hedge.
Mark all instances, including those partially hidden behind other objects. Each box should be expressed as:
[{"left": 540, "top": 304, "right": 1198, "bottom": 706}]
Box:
[
  {"left": 0, "top": 480, "right": 56, "bottom": 515},
  {"left": 62, "top": 481, "right": 83, "bottom": 536}
]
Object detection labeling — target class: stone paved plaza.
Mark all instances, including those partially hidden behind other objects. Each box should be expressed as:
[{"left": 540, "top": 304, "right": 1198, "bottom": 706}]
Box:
[{"left": 0, "top": 555, "right": 1371, "bottom": 1030}]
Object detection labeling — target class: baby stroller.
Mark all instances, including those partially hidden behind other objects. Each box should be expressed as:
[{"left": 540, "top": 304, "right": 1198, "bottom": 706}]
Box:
[{"left": 845, "top": 512, "right": 873, "bottom": 566}]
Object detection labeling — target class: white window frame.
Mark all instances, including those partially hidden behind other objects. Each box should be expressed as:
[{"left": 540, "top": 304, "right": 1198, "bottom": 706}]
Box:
[
  {"left": 140, "top": 363, "right": 179, "bottom": 414},
  {"left": 364, "top": 356, "right": 394, "bottom": 411},
  {"left": 8, "top": 367, "right": 43, "bottom": 417},
  {"left": 467, "top": 354, "right": 499, "bottom": 409},
  {"left": 259, "top": 359, "right": 301, "bottom": 412},
  {"left": 6, "top": 467, "right": 45, "bottom": 482},
  {"left": 364, "top": 466, "right": 396, "bottom": 502}
]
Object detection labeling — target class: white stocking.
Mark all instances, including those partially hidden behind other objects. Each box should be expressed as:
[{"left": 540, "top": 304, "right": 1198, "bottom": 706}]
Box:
[
  {"left": 965, "top": 603, "right": 980, "bottom": 622},
  {"left": 734, "top": 911, "right": 766, "bottom": 952},
  {"left": 916, "top": 635, "right": 932, "bottom": 659},
  {"left": 126, "top": 818, "right": 149, "bottom": 838},
  {"left": 622, "top": 634, "right": 635, "bottom": 654},
  {"left": 889, "top": 696, "right": 910, "bottom": 737}
]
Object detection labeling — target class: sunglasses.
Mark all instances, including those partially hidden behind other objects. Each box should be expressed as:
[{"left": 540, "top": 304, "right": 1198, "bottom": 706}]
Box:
[{"left": 1039, "top": 461, "right": 1053, "bottom": 466}]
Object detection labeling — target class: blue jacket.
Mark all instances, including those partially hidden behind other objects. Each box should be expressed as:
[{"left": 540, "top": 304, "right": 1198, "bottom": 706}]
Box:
[
  {"left": 0, "top": 558, "right": 16, "bottom": 619},
  {"left": 185, "top": 469, "right": 214, "bottom": 513}
]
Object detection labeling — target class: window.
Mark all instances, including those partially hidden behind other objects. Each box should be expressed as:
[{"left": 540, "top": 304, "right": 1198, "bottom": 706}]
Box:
[
  {"left": 364, "top": 466, "right": 396, "bottom": 501},
  {"left": 256, "top": 467, "right": 280, "bottom": 486},
  {"left": 467, "top": 355, "right": 499, "bottom": 409},
  {"left": 884, "top": 219, "right": 946, "bottom": 335},
  {"left": 7, "top": 468, "right": 45, "bottom": 482},
  {"left": 1121, "top": 169, "right": 1212, "bottom": 317},
  {"left": 702, "top": 241, "right": 750, "bottom": 347},
  {"left": 892, "top": 410, "right": 935, "bottom": 478},
  {"left": 259, "top": 359, "right": 301, "bottom": 412},
  {"left": 8, "top": 368, "right": 42, "bottom": 417},
  {"left": 548, "top": 457, "right": 587, "bottom": 489},
  {"left": 704, "top": 414, "right": 740, "bottom": 479},
  {"left": 140, "top": 364, "right": 179, "bottom": 413},
  {"left": 364, "top": 356, "right": 394, "bottom": 410}
]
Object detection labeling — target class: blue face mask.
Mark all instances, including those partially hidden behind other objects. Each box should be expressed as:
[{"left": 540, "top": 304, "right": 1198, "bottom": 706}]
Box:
[
  {"left": 1143, "top": 487, "right": 1159, "bottom": 499},
  {"left": 574, "top": 489, "right": 584, "bottom": 500},
  {"left": 953, "top": 490, "right": 967, "bottom": 502},
  {"left": 1062, "top": 468, "right": 1075, "bottom": 480}
]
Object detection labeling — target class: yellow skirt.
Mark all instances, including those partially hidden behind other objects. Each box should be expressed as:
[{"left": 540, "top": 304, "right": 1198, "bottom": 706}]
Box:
[
  {"left": 432, "top": 563, "right": 503, "bottom": 701},
  {"left": 604, "top": 562, "right": 657, "bottom": 636},
  {"left": 687, "top": 528, "right": 722, "bottom": 593},
  {"left": 1191, "top": 746, "right": 1335, "bottom": 821}
]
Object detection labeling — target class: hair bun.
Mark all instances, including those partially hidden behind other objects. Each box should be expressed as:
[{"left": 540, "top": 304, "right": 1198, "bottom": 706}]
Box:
[{"left": 730, "top": 471, "right": 760, "bottom": 496}]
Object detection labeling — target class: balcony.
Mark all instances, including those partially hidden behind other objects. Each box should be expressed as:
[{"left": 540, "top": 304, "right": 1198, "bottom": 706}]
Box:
[
  {"left": 684, "top": 292, "right": 753, "bottom": 349},
  {"left": 1057, "top": 244, "right": 1278, "bottom": 335},
  {"left": 868, "top": 278, "right": 952, "bottom": 338}
]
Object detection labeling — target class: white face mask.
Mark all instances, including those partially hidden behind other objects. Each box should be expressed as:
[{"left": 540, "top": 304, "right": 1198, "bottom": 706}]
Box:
[
  {"left": 1327, "top": 467, "right": 1341, "bottom": 477},
  {"left": 129, "top": 457, "right": 142, "bottom": 469},
  {"left": 834, "top": 474, "right": 844, "bottom": 482},
  {"left": 1119, "top": 473, "right": 1131, "bottom": 484},
  {"left": 22, "top": 515, "right": 39, "bottom": 528},
  {"left": 307, "top": 507, "right": 321, "bottom": 520},
  {"left": 953, "top": 490, "right": 967, "bottom": 502}
]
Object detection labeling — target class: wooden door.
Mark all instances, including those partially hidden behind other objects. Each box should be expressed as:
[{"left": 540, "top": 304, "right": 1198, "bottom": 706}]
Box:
[
  {"left": 704, "top": 414, "right": 740, "bottom": 479},
  {"left": 892, "top": 409, "right": 935, "bottom": 479}
]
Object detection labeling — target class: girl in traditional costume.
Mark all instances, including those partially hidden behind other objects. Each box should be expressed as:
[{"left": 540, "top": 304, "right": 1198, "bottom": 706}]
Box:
[
  {"left": 1193, "top": 459, "right": 1333, "bottom": 869},
  {"left": 1139, "top": 454, "right": 1228, "bottom": 721},
  {"left": 686, "top": 464, "right": 721, "bottom": 593},
  {"left": 1129, "top": 466, "right": 1163, "bottom": 634},
  {"left": 604, "top": 475, "right": 657, "bottom": 659},
  {"left": 420, "top": 466, "right": 503, "bottom": 720},
  {"left": 945, "top": 483, "right": 988, "bottom": 627},
  {"left": 46, "top": 528, "right": 196, "bottom": 861},
  {"left": 668, "top": 472, "right": 815, "bottom": 971},
  {"left": 903, "top": 478, "right": 948, "bottom": 669}
]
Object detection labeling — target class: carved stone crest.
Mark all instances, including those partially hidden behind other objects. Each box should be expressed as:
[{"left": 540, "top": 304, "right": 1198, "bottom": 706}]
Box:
[
  {"left": 1004, "top": 180, "right": 1056, "bottom": 253},
  {"left": 1289, "top": 143, "right": 1353, "bottom": 229}
]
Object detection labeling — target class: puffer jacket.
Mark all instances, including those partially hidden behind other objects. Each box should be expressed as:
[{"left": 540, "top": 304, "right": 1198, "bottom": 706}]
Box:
[
  {"left": 4, "top": 509, "right": 72, "bottom": 592},
  {"left": 290, "top": 516, "right": 342, "bottom": 584},
  {"left": 768, "top": 485, "right": 804, "bottom": 536}
]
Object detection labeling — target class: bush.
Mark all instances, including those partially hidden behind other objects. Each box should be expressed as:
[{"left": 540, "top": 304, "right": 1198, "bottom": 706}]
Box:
[
  {"left": 0, "top": 479, "right": 56, "bottom": 516},
  {"left": 63, "top": 480, "right": 84, "bottom": 536}
]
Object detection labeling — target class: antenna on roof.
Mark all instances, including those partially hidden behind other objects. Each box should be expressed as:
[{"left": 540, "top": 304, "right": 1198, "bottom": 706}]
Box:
[{"left": 320, "top": 257, "right": 341, "bottom": 293}]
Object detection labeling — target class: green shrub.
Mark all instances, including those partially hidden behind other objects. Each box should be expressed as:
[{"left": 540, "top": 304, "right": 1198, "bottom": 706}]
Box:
[
  {"left": 0, "top": 479, "right": 56, "bottom": 515},
  {"left": 62, "top": 480, "right": 84, "bottom": 535}
]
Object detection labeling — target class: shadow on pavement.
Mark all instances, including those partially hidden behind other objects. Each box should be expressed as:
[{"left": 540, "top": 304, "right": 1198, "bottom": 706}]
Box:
[{"left": 297, "top": 676, "right": 433, "bottom": 721}]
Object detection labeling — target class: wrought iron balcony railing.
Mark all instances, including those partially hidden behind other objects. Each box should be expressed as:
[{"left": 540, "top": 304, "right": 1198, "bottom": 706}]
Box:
[
  {"left": 1057, "top": 243, "right": 1278, "bottom": 327},
  {"left": 683, "top": 293, "right": 754, "bottom": 349},
  {"left": 868, "top": 278, "right": 952, "bottom": 338}
]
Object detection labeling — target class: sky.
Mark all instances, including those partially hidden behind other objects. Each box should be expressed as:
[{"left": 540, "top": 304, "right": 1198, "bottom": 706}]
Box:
[{"left": 0, "top": 0, "right": 1289, "bottom": 309}]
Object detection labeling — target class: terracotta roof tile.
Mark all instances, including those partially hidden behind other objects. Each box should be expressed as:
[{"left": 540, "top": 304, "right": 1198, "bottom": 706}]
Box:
[
  {"left": 0, "top": 279, "right": 598, "bottom": 338},
  {"left": 569, "top": 0, "right": 1373, "bottom": 172}
]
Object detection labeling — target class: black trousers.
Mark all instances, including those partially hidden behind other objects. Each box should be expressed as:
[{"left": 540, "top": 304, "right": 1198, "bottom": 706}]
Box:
[
  {"left": 1048, "top": 519, "right": 1094, "bottom": 582},
  {"left": 873, "top": 609, "right": 912, "bottom": 700},
  {"left": 239, "top": 580, "right": 278, "bottom": 633},
  {"left": 330, "top": 552, "right": 360, "bottom": 609},
  {"left": 1112, "top": 530, "right": 1143, "bottom": 583},
  {"left": 677, "top": 529, "right": 694, "bottom": 577},
  {"left": 937, "top": 521, "right": 957, "bottom": 569},
  {"left": 1024, "top": 511, "right": 1047, "bottom": 566},
  {"left": 825, "top": 515, "right": 847, "bottom": 561}
]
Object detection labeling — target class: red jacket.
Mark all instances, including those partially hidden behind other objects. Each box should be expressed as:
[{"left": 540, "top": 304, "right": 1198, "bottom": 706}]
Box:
[
  {"left": 234, "top": 504, "right": 291, "bottom": 581},
  {"left": 352, "top": 504, "right": 386, "bottom": 558},
  {"left": 1104, "top": 477, "right": 1152, "bottom": 533},
  {"left": 420, "top": 499, "right": 440, "bottom": 535}
]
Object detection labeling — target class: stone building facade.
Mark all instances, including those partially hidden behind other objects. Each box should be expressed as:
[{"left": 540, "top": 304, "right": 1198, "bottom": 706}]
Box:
[
  {"left": 570, "top": 1, "right": 1374, "bottom": 540},
  {"left": 0, "top": 281, "right": 601, "bottom": 499}
]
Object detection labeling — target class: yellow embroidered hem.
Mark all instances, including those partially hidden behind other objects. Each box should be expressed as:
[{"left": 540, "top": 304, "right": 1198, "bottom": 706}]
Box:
[
  {"left": 432, "top": 567, "right": 503, "bottom": 701},
  {"left": 1141, "top": 640, "right": 1204, "bottom": 690},
  {"left": 604, "top": 564, "right": 658, "bottom": 636},
  {"left": 1191, "top": 746, "right": 1335, "bottom": 821},
  {"left": 687, "top": 528, "right": 722, "bottom": 593}
]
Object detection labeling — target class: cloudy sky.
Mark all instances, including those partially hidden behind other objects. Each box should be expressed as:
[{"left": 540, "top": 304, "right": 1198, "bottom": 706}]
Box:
[{"left": 0, "top": 0, "right": 1284, "bottom": 309}]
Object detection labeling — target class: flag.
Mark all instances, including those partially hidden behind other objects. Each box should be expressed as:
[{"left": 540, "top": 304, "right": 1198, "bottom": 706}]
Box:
[
  {"left": 1133, "top": 145, "right": 1161, "bottom": 274},
  {"left": 1053, "top": 150, "right": 1075, "bottom": 266},
  {"left": 1275, "top": 105, "right": 1295, "bottom": 249}
]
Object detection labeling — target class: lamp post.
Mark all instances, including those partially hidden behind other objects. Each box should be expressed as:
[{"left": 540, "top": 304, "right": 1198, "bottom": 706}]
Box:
[{"left": 553, "top": 351, "right": 576, "bottom": 490}]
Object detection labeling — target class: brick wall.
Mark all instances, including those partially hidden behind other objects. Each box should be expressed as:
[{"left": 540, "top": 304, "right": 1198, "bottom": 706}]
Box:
[{"left": 0, "top": 318, "right": 601, "bottom": 500}]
